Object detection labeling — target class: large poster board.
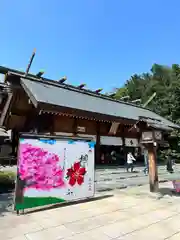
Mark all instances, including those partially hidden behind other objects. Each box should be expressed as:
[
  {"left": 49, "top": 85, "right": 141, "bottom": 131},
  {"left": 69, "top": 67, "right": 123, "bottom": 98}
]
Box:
[{"left": 14, "top": 135, "right": 95, "bottom": 211}]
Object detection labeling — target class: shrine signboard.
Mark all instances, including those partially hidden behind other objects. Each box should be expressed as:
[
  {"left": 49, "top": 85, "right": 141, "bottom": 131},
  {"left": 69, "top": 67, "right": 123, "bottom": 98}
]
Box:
[{"left": 14, "top": 134, "right": 95, "bottom": 213}]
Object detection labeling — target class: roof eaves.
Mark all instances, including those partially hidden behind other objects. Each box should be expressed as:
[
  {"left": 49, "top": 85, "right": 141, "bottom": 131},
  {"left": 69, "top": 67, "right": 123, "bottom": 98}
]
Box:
[
  {"left": 140, "top": 117, "right": 180, "bottom": 131},
  {"left": 147, "top": 123, "right": 173, "bottom": 131},
  {"left": 139, "top": 114, "right": 180, "bottom": 130}
]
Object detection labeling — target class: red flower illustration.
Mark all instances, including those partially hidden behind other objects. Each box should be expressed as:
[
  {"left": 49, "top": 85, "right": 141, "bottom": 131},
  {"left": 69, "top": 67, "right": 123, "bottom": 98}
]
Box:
[{"left": 66, "top": 162, "right": 86, "bottom": 186}]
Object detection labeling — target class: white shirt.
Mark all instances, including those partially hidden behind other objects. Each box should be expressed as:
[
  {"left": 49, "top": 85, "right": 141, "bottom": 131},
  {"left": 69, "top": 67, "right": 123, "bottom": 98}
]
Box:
[{"left": 127, "top": 153, "right": 136, "bottom": 164}]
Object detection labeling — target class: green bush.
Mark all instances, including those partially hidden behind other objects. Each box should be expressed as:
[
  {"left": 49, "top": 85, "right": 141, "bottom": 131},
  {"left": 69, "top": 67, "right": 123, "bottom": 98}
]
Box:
[{"left": 0, "top": 171, "right": 16, "bottom": 185}]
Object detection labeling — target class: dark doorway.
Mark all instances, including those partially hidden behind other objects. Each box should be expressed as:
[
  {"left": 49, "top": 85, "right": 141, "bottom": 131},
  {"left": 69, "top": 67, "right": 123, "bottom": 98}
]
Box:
[{"left": 98, "top": 145, "right": 125, "bottom": 166}]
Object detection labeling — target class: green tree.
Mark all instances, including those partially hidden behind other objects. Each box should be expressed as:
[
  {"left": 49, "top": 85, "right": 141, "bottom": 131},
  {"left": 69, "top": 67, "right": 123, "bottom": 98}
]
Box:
[{"left": 112, "top": 63, "right": 180, "bottom": 161}]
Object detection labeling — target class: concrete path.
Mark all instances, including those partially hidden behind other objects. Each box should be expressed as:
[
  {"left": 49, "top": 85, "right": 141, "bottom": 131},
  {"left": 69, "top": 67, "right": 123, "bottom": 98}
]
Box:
[{"left": 1, "top": 182, "right": 180, "bottom": 239}]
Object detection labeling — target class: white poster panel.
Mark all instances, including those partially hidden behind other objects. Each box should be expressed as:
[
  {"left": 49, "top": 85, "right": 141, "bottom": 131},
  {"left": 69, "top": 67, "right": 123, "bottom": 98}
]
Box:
[
  {"left": 15, "top": 137, "right": 95, "bottom": 211},
  {"left": 125, "top": 138, "right": 139, "bottom": 147},
  {"left": 100, "top": 136, "right": 123, "bottom": 146}
]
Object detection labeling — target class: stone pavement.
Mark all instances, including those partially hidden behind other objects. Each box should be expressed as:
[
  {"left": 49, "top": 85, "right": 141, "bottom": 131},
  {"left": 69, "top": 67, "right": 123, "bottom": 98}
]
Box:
[
  {"left": 2, "top": 165, "right": 180, "bottom": 221},
  {"left": 95, "top": 164, "right": 180, "bottom": 192},
  {"left": 1, "top": 182, "right": 180, "bottom": 239}
]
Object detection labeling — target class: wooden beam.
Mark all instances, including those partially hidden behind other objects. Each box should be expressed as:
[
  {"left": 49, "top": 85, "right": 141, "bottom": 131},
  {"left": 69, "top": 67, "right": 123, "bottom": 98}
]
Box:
[
  {"left": 36, "top": 70, "right": 44, "bottom": 78},
  {"left": 95, "top": 88, "right": 103, "bottom": 94},
  {"left": 120, "top": 96, "right": 130, "bottom": 100},
  {"left": 140, "top": 130, "right": 159, "bottom": 193},
  {"left": 0, "top": 90, "right": 13, "bottom": 126},
  {"left": 77, "top": 84, "right": 86, "bottom": 89},
  {"left": 143, "top": 92, "right": 156, "bottom": 108},
  {"left": 131, "top": 99, "right": 141, "bottom": 104},
  {"left": 148, "top": 144, "right": 159, "bottom": 192},
  {"left": 108, "top": 122, "right": 120, "bottom": 135},
  {"left": 25, "top": 49, "right": 36, "bottom": 76},
  {"left": 58, "top": 76, "right": 67, "bottom": 83}
]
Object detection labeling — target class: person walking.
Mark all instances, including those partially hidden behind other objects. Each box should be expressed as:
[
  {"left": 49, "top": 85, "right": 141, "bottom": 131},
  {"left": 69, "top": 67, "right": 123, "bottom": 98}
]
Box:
[
  {"left": 126, "top": 152, "right": 136, "bottom": 172},
  {"left": 166, "top": 155, "right": 174, "bottom": 173}
]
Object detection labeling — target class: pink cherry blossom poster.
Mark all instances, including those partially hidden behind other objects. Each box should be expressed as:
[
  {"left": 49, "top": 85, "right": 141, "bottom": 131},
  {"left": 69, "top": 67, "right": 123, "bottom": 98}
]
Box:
[{"left": 14, "top": 136, "right": 95, "bottom": 211}]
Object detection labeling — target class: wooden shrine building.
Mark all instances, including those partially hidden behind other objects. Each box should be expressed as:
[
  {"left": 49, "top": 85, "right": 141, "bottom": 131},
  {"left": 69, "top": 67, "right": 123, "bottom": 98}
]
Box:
[{"left": 0, "top": 65, "right": 179, "bottom": 167}]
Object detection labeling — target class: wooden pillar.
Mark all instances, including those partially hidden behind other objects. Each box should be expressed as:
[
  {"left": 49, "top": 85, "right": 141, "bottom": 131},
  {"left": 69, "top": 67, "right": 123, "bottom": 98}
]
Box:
[
  {"left": 148, "top": 143, "right": 159, "bottom": 192},
  {"left": 121, "top": 136, "right": 126, "bottom": 162},
  {"left": 0, "top": 89, "right": 13, "bottom": 126}
]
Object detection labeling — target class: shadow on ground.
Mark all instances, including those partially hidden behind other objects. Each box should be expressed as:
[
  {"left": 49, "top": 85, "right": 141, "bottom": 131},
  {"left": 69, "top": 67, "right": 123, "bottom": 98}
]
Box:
[
  {"left": 95, "top": 162, "right": 166, "bottom": 170},
  {"left": 0, "top": 193, "right": 14, "bottom": 217},
  {"left": 24, "top": 194, "right": 114, "bottom": 215},
  {"left": 157, "top": 187, "right": 180, "bottom": 199}
]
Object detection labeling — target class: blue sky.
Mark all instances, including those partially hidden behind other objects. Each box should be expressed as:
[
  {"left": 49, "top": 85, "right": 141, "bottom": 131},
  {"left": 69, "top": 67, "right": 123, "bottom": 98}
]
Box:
[{"left": 1, "top": 0, "right": 180, "bottom": 92}]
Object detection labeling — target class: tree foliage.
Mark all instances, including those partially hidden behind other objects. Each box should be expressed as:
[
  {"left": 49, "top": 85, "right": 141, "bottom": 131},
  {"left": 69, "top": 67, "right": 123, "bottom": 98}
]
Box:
[{"left": 113, "top": 64, "right": 180, "bottom": 160}]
